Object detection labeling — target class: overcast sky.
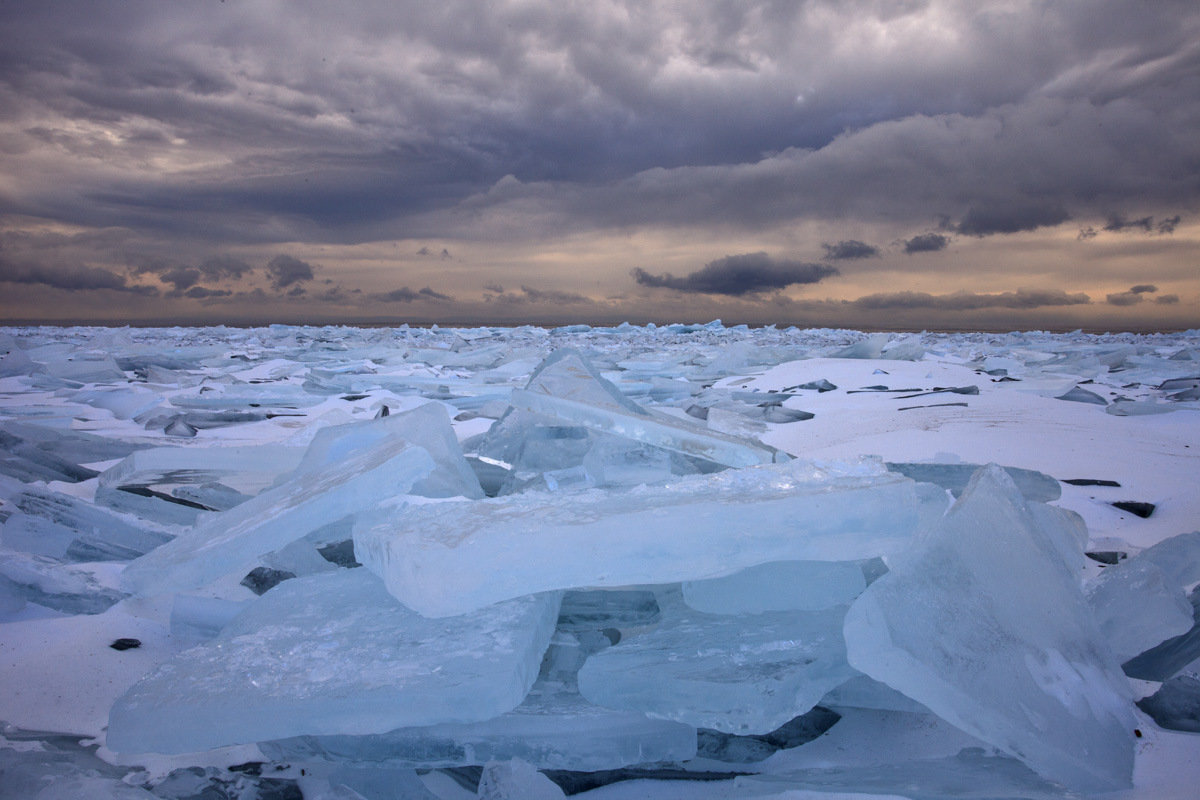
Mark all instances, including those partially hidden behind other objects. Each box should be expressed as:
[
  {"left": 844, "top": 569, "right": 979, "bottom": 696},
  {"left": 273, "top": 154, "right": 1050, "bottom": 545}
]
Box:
[{"left": 1, "top": 0, "right": 1197, "bottom": 329}]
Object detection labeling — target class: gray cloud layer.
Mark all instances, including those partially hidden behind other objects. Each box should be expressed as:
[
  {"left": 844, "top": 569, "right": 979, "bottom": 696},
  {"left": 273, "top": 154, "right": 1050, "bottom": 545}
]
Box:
[
  {"left": 853, "top": 288, "right": 1092, "bottom": 311},
  {"left": 0, "top": 1, "right": 1196, "bottom": 324},
  {"left": 822, "top": 240, "right": 879, "bottom": 260},
  {"left": 266, "top": 255, "right": 316, "bottom": 290},
  {"left": 633, "top": 253, "right": 838, "bottom": 296},
  {"left": 1, "top": 1, "right": 1196, "bottom": 247},
  {"left": 903, "top": 233, "right": 951, "bottom": 254}
]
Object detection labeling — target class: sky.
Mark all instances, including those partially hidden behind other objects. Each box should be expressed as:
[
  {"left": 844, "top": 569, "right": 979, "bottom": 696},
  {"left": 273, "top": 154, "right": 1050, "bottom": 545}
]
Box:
[{"left": 1, "top": 0, "right": 1198, "bottom": 330}]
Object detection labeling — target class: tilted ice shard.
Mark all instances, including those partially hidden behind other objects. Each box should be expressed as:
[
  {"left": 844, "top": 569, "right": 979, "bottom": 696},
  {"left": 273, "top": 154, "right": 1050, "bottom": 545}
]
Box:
[
  {"left": 842, "top": 464, "right": 1136, "bottom": 793},
  {"left": 296, "top": 401, "right": 483, "bottom": 500},
  {"left": 477, "top": 348, "right": 784, "bottom": 480},
  {"left": 578, "top": 589, "right": 857, "bottom": 734},
  {"left": 98, "top": 443, "right": 306, "bottom": 497},
  {"left": 355, "top": 458, "right": 945, "bottom": 618},
  {"left": 7, "top": 486, "right": 173, "bottom": 562},
  {"left": 107, "top": 570, "right": 561, "bottom": 754},
  {"left": 121, "top": 438, "right": 435, "bottom": 597},
  {"left": 508, "top": 388, "right": 784, "bottom": 468},
  {"left": 470, "top": 347, "right": 763, "bottom": 491},
  {"left": 885, "top": 462, "right": 1061, "bottom": 502},
  {"left": 0, "top": 420, "right": 144, "bottom": 484},
  {"left": 1086, "top": 558, "right": 1194, "bottom": 663},
  {"left": 681, "top": 559, "right": 868, "bottom": 614},
  {"left": 1132, "top": 530, "right": 1200, "bottom": 589}
]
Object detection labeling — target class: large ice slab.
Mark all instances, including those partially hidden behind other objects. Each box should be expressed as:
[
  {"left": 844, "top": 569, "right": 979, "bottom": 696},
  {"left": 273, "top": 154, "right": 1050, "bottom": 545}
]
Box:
[
  {"left": 843, "top": 464, "right": 1136, "bottom": 792},
  {"left": 355, "top": 458, "right": 946, "bottom": 617},
  {"left": 260, "top": 630, "right": 696, "bottom": 771},
  {"left": 121, "top": 437, "right": 435, "bottom": 597},
  {"left": 578, "top": 589, "right": 857, "bottom": 734},
  {"left": 107, "top": 570, "right": 561, "bottom": 754}
]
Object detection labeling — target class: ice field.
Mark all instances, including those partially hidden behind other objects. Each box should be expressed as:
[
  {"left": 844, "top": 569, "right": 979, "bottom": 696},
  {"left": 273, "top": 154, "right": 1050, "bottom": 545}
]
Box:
[{"left": 2, "top": 322, "right": 1200, "bottom": 799}]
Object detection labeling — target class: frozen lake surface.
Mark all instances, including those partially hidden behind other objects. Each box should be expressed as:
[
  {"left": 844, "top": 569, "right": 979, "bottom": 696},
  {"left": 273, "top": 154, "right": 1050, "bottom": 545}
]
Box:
[{"left": 2, "top": 322, "right": 1199, "bottom": 799}]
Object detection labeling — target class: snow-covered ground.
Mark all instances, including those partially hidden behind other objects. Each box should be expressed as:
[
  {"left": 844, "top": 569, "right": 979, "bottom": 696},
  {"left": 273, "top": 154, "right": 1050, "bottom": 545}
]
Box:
[{"left": 1, "top": 323, "right": 1199, "bottom": 799}]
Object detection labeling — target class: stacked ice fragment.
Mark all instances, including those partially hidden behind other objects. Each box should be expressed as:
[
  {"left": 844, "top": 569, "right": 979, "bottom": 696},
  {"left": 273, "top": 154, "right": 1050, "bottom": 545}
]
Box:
[{"left": 5, "top": 326, "right": 1200, "bottom": 797}]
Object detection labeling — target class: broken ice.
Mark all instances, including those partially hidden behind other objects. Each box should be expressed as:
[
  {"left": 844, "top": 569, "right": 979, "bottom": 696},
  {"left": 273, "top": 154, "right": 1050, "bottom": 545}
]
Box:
[
  {"left": 107, "top": 570, "right": 561, "bottom": 754},
  {"left": 843, "top": 465, "right": 1136, "bottom": 793},
  {"left": 355, "top": 457, "right": 945, "bottom": 617}
]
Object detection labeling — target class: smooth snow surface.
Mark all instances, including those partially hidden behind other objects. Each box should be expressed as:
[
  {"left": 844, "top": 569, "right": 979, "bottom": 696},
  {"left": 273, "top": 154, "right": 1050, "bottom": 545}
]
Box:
[{"left": 2, "top": 323, "right": 1199, "bottom": 799}]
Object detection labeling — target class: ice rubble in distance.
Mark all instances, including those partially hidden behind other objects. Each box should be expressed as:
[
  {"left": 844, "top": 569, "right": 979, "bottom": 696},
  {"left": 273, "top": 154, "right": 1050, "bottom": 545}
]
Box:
[{"left": 843, "top": 464, "right": 1136, "bottom": 793}]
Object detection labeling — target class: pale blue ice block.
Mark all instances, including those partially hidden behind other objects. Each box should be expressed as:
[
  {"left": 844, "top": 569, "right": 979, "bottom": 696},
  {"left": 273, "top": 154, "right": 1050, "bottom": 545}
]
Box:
[
  {"left": 356, "top": 458, "right": 942, "bottom": 618},
  {"left": 577, "top": 589, "right": 856, "bottom": 734},
  {"left": 843, "top": 465, "right": 1136, "bottom": 793},
  {"left": 107, "top": 570, "right": 561, "bottom": 754}
]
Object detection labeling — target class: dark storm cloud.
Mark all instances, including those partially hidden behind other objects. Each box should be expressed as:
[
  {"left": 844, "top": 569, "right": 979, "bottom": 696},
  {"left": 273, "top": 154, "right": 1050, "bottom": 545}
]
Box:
[
  {"left": 485, "top": 286, "right": 594, "bottom": 305},
  {"left": 1156, "top": 294, "right": 1180, "bottom": 304},
  {"left": 1, "top": 1, "right": 1197, "bottom": 247},
  {"left": 129, "top": 253, "right": 254, "bottom": 293},
  {"left": 1106, "top": 291, "right": 1144, "bottom": 307},
  {"left": 373, "top": 287, "right": 453, "bottom": 303},
  {"left": 632, "top": 253, "right": 838, "bottom": 296},
  {"left": 853, "top": 288, "right": 1091, "bottom": 311},
  {"left": 1107, "top": 284, "right": 1161, "bottom": 306},
  {"left": 1157, "top": 216, "right": 1181, "bottom": 234},
  {"left": 160, "top": 266, "right": 201, "bottom": 292},
  {"left": 821, "top": 240, "right": 879, "bottom": 260},
  {"left": 196, "top": 256, "right": 253, "bottom": 280},
  {"left": 515, "top": 285, "right": 590, "bottom": 304},
  {"left": 183, "top": 286, "right": 232, "bottom": 299},
  {"left": 416, "top": 247, "right": 452, "bottom": 259},
  {"left": 903, "top": 233, "right": 951, "bottom": 254},
  {"left": 1101, "top": 214, "right": 1183, "bottom": 235},
  {"left": 1080, "top": 215, "right": 1181, "bottom": 240},
  {"left": 1104, "top": 215, "right": 1154, "bottom": 233},
  {"left": 955, "top": 203, "right": 1071, "bottom": 237},
  {"left": 266, "top": 255, "right": 315, "bottom": 290},
  {"left": 0, "top": 255, "right": 157, "bottom": 295}
]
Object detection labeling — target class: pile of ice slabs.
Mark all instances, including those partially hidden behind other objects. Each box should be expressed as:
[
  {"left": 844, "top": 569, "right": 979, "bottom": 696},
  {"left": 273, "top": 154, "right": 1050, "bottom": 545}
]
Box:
[{"left": 101, "top": 349, "right": 1183, "bottom": 797}]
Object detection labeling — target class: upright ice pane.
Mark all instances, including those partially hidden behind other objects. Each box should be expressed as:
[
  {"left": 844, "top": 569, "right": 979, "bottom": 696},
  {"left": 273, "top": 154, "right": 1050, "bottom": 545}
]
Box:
[
  {"left": 297, "top": 401, "right": 483, "bottom": 500},
  {"left": 107, "top": 570, "right": 561, "bottom": 754},
  {"left": 842, "top": 465, "right": 1135, "bottom": 792}
]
